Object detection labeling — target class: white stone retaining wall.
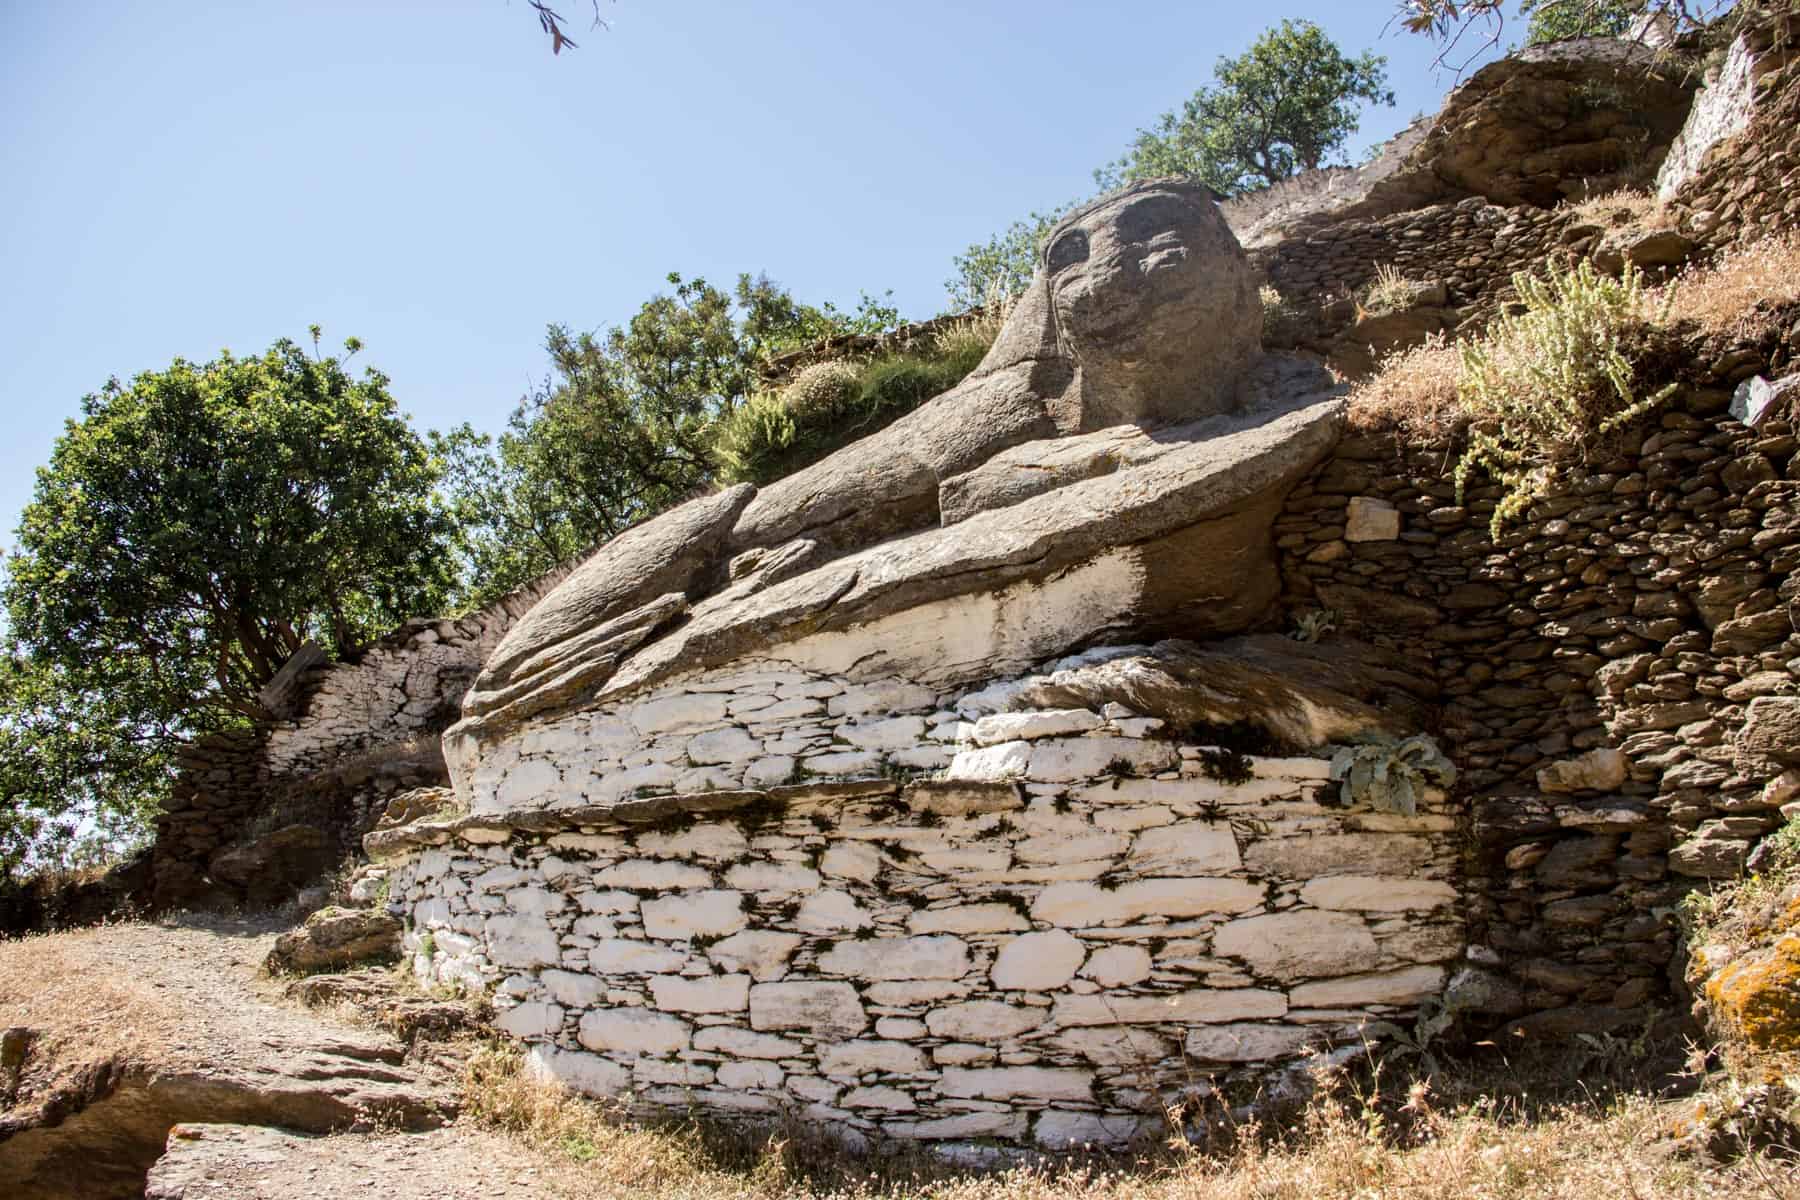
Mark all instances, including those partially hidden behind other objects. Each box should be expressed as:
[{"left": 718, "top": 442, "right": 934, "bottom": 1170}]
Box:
[{"left": 382, "top": 651, "right": 1461, "bottom": 1149}]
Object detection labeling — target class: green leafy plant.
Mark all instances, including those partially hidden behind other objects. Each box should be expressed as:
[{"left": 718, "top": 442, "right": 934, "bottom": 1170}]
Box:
[
  {"left": 1453, "top": 258, "right": 1676, "bottom": 535},
  {"left": 1292, "top": 608, "right": 1340, "bottom": 643},
  {"left": 1329, "top": 735, "right": 1457, "bottom": 817}
]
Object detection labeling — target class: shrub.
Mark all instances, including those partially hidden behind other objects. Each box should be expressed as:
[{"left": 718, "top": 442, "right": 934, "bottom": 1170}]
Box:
[
  {"left": 1361, "top": 262, "right": 1424, "bottom": 317},
  {"left": 709, "top": 321, "right": 997, "bottom": 486},
  {"left": 1664, "top": 230, "right": 1800, "bottom": 340},
  {"left": 1454, "top": 258, "right": 1675, "bottom": 535},
  {"left": 782, "top": 360, "right": 859, "bottom": 419},
  {"left": 1345, "top": 336, "right": 1461, "bottom": 438}
]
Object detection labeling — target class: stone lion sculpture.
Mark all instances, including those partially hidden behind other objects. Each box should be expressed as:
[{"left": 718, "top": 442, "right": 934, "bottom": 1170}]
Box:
[{"left": 445, "top": 180, "right": 1343, "bottom": 798}]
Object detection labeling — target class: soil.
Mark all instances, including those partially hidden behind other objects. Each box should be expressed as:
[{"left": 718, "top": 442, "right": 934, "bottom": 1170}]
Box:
[{"left": 0, "top": 913, "right": 527, "bottom": 1200}]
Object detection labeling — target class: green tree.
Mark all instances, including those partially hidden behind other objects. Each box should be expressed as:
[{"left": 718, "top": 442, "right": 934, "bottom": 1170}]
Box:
[
  {"left": 1, "top": 333, "right": 458, "bottom": 875},
  {"left": 1095, "top": 20, "right": 1394, "bottom": 196},
  {"left": 1524, "top": 0, "right": 1642, "bottom": 42},
  {"left": 945, "top": 202, "right": 1078, "bottom": 310},
  {"left": 442, "top": 274, "right": 896, "bottom": 606}
]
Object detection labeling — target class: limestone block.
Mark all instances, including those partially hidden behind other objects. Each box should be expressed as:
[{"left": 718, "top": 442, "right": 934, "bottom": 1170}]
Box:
[
  {"left": 877, "top": 1017, "right": 928, "bottom": 1039},
  {"left": 1052, "top": 988, "right": 1286, "bottom": 1026},
  {"left": 1035, "top": 1110, "right": 1153, "bottom": 1149},
  {"left": 641, "top": 890, "right": 750, "bottom": 939},
  {"left": 891, "top": 1112, "right": 1029, "bottom": 1141},
  {"left": 970, "top": 709, "right": 1104, "bottom": 745},
  {"left": 650, "top": 973, "right": 751, "bottom": 1013},
  {"left": 925, "top": 1000, "right": 1048, "bottom": 1041},
  {"left": 817, "top": 935, "right": 971, "bottom": 981},
  {"left": 991, "top": 930, "right": 1086, "bottom": 991},
  {"left": 706, "top": 930, "right": 803, "bottom": 981},
  {"left": 724, "top": 862, "right": 822, "bottom": 895},
  {"left": 750, "top": 982, "right": 869, "bottom": 1037},
  {"left": 843, "top": 1085, "right": 917, "bottom": 1111},
  {"left": 939, "top": 1066, "right": 1094, "bottom": 1103},
  {"left": 804, "top": 750, "right": 883, "bottom": 776},
  {"left": 496, "top": 1001, "right": 563, "bottom": 1038},
  {"left": 486, "top": 914, "right": 562, "bottom": 969},
  {"left": 785, "top": 1075, "right": 841, "bottom": 1103},
  {"left": 506, "top": 886, "right": 567, "bottom": 917},
  {"left": 867, "top": 980, "right": 971, "bottom": 1006},
  {"left": 634, "top": 1060, "right": 716, "bottom": 1087},
  {"left": 1015, "top": 832, "right": 1132, "bottom": 864},
  {"left": 1128, "top": 821, "right": 1243, "bottom": 874},
  {"left": 830, "top": 681, "right": 937, "bottom": 719},
  {"left": 688, "top": 726, "right": 763, "bottom": 765},
  {"left": 1300, "top": 877, "right": 1456, "bottom": 912},
  {"left": 528, "top": 1045, "right": 629, "bottom": 1098},
  {"left": 593, "top": 860, "right": 712, "bottom": 891},
  {"left": 1289, "top": 965, "right": 1446, "bottom": 1008},
  {"left": 1211, "top": 910, "right": 1381, "bottom": 981},
  {"left": 578, "top": 1008, "right": 691, "bottom": 1055},
  {"left": 820, "top": 842, "right": 883, "bottom": 882},
  {"left": 1345, "top": 496, "right": 1401, "bottom": 541},
  {"left": 1537, "top": 748, "right": 1627, "bottom": 794},
  {"left": 589, "top": 762, "right": 679, "bottom": 803},
  {"left": 1050, "top": 1027, "right": 1175, "bottom": 1066},
  {"left": 1080, "top": 945, "right": 1153, "bottom": 986},
  {"left": 889, "top": 745, "right": 952, "bottom": 770},
  {"left": 908, "top": 904, "right": 1031, "bottom": 935},
  {"left": 904, "top": 779, "right": 1026, "bottom": 816},
  {"left": 1185, "top": 1023, "right": 1327, "bottom": 1062},
  {"left": 1242, "top": 832, "right": 1433, "bottom": 879},
  {"left": 1032, "top": 878, "right": 1263, "bottom": 925},
  {"left": 744, "top": 756, "right": 798, "bottom": 789},
  {"left": 541, "top": 968, "right": 604, "bottom": 1008},
  {"left": 574, "top": 889, "right": 640, "bottom": 914},
  {"left": 693, "top": 1026, "right": 803, "bottom": 1059},
  {"left": 629, "top": 693, "right": 730, "bottom": 736},
  {"left": 819, "top": 1040, "right": 929, "bottom": 1076},
  {"left": 946, "top": 741, "right": 1032, "bottom": 781},
  {"left": 676, "top": 767, "right": 742, "bottom": 793},
  {"left": 840, "top": 716, "right": 929, "bottom": 750},
  {"left": 1248, "top": 756, "right": 1333, "bottom": 780},
  {"left": 921, "top": 848, "right": 1013, "bottom": 873},
  {"left": 635, "top": 823, "right": 750, "bottom": 862},
  {"left": 717, "top": 1061, "right": 784, "bottom": 1090},
  {"left": 495, "top": 760, "right": 560, "bottom": 811},
  {"left": 795, "top": 889, "right": 874, "bottom": 932},
  {"left": 1026, "top": 737, "right": 1177, "bottom": 783},
  {"left": 473, "top": 865, "right": 529, "bottom": 893}
]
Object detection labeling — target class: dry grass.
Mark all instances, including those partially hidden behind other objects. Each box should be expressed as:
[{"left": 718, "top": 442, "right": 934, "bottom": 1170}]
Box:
[
  {"left": 1567, "top": 188, "right": 1679, "bottom": 233},
  {"left": 1663, "top": 231, "right": 1800, "bottom": 340},
  {"left": 1360, "top": 263, "right": 1426, "bottom": 318},
  {"left": 459, "top": 1044, "right": 1800, "bottom": 1200},
  {"left": 1344, "top": 336, "right": 1463, "bottom": 440},
  {"left": 0, "top": 919, "right": 180, "bottom": 1076}
]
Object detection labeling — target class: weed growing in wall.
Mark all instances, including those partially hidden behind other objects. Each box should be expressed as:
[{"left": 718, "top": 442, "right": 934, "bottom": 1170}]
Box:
[{"left": 1453, "top": 258, "right": 1676, "bottom": 534}]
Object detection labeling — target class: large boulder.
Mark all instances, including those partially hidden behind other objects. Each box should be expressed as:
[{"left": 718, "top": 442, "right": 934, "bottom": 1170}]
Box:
[
  {"left": 445, "top": 180, "right": 1343, "bottom": 799},
  {"left": 1235, "top": 38, "right": 1695, "bottom": 247},
  {"left": 267, "top": 906, "right": 403, "bottom": 974}
]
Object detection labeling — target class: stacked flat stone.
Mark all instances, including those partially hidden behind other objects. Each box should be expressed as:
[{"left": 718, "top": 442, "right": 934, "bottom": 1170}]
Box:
[{"left": 374, "top": 657, "right": 1460, "bottom": 1151}]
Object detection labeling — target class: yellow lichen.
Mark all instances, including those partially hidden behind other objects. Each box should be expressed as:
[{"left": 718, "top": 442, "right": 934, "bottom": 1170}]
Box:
[{"left": 1706, "top": 932, "right": 1800, "bottom": 1054}]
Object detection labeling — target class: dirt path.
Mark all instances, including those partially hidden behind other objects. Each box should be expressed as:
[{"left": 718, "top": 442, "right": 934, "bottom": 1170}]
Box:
[{"left": 0, "top": 914, "right": 485, "bottom": 1199}]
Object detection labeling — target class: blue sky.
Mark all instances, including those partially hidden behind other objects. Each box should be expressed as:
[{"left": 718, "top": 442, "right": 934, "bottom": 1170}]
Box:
[{"left": 0, "top": 1, "right": 1518, "bottom": 551}]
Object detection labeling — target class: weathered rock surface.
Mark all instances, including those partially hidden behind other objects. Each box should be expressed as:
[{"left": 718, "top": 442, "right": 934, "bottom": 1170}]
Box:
[
  {"left": 266, "top": 906, "right": 403, "bottom": 974},
  {"left": 208, "top": 825, "right": 338, "bottom": 909},
  {"left": 445, "top": 180, "right": 1343, "bottom": 791}
]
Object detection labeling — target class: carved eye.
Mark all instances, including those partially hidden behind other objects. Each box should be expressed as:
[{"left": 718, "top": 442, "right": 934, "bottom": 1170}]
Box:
[{"left": 1045, "top": 230, "right": 1089, "bottom": 274}]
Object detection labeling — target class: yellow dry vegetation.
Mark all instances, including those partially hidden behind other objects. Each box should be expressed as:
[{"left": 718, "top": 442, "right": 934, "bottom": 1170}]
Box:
[
  {"left": 461, "top": 1046, "right": 1797, "bottom": 1200},
  {"left": 1662, "top": 231, "right": 1800, "bottom": 339}
]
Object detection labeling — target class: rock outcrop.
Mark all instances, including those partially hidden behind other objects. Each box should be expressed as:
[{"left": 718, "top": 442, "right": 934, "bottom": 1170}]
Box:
[{"left": 446, "top": 180, "right": 1342, "bottom": 800}]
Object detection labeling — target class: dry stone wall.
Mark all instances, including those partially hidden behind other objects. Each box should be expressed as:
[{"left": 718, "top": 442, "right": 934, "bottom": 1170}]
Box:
[
  {"left": 150, "top": 565, "right": 574, "bottom": 910},
  {"left": 1275, "top": 314, "right": 1800, "bottom": 1035},
  {"left": 374, "top": 656, "right": 1461, "bottom": 1150}
]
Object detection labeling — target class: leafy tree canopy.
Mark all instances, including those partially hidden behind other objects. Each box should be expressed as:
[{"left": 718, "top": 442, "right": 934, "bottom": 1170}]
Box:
[
  {"left": 0, "top": 333, "right": 459, "bottom": 876},
  {"left": 945, "top": 203, "right": 1077, "bottom": 313},
  {"left": 1095, "top": 20, "right": 1394, "bottom": 197},
  {"left": 1524, "top": 0, "right": 1643, "bottom": 42},
  {"left": 441, "top": 274, "right": 898, "bottom": 607}
]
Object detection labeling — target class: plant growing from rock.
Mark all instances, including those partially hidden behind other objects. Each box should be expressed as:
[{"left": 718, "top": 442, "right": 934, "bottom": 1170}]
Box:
[
  {"left": 1328, "top": 734, "right": 1457, "bottom": 817},
  {"left": 1291, "top": 608, "right": 1339, "bottom": 643},
  {"left": 1453, "top": 258, "right": 1676, "bottom": 534}
]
